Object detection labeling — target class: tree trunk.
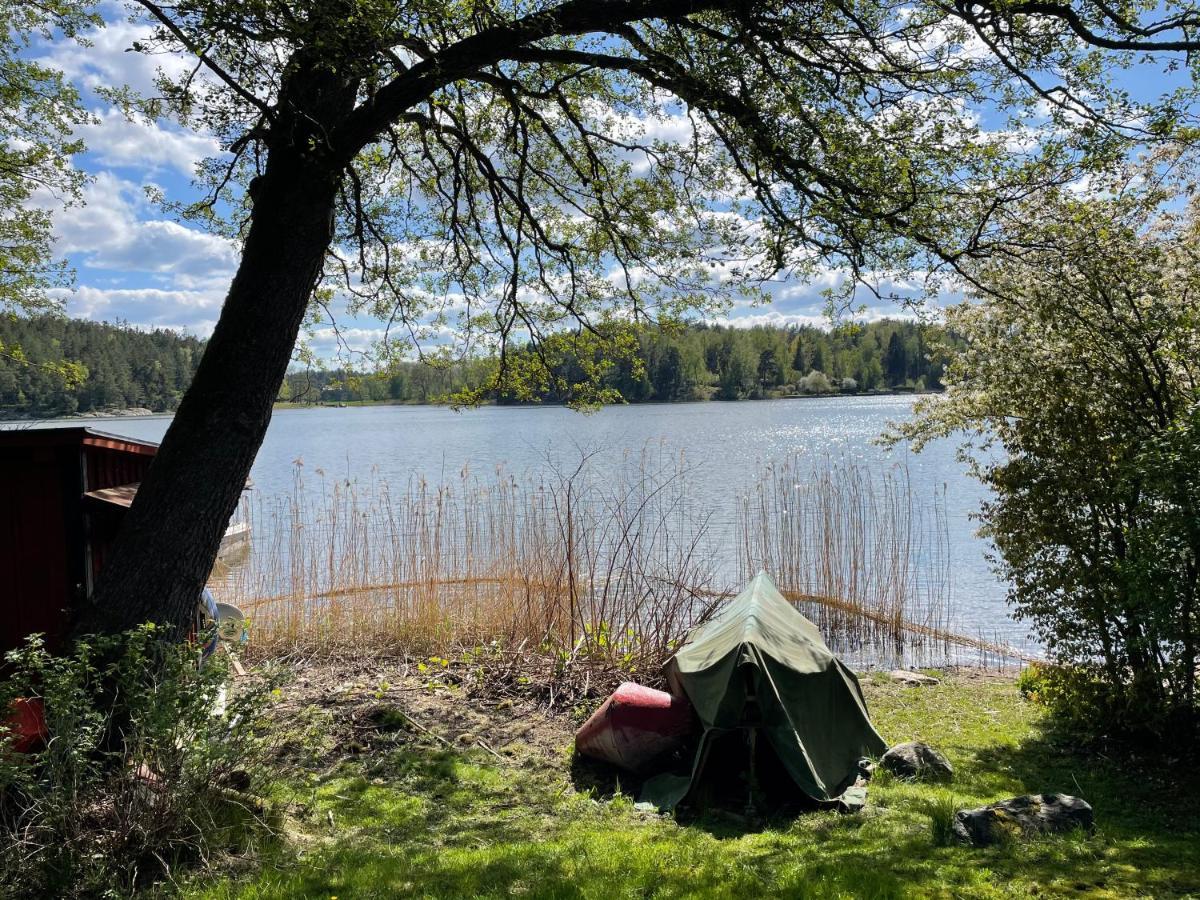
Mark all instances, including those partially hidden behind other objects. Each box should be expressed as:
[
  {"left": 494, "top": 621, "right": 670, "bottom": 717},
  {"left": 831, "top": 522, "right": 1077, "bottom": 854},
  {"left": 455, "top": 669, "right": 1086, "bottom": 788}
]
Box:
[{"left": 75, "top": 145, "right": 343, "bottom": 640}]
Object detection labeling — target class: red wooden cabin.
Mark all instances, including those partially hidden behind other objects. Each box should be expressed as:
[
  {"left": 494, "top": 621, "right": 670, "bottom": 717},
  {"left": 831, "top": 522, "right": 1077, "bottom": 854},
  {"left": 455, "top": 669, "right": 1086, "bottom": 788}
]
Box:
[{"left": 0, "top": 427, "right": 159, "bottom": 656}]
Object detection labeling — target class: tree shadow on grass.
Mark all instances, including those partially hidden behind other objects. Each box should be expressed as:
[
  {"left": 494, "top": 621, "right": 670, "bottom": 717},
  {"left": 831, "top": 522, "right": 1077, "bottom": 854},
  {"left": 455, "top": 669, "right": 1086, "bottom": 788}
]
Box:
[
  {"left": 238, "top": 718, "right": 1200, "bottom": 899},
  {"left": 250, "top": 817, "right": 1040, "bottom": 900},
  {"left": 960, "top": 725, "right": 1200, "bottom": 897},
  {"left": 567, "top": 749, "right": 650, "bottom": 801},
  {"left": 567, "top": 743, "right": 841, "bottom": 840}
]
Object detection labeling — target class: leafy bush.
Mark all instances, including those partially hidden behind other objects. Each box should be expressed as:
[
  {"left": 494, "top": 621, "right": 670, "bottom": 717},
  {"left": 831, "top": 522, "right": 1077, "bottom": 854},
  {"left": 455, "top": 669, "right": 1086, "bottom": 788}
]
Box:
[
  {"left": 1016, "top": 662, "right": 1161, "bottom": 739},
  {"left": 0, "top": 627, "right": 278, "bottom": 897},
  {"left": 798, "top": 370, "right": 834, "bottom": 394},
  {"left": 899, "top": 163, "right": 1200, "bottom": 741}
]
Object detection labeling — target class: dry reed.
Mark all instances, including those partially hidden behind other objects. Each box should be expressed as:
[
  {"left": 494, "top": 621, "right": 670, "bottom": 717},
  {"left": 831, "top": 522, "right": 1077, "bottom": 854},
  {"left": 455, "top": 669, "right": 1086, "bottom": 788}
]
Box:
[
  {"left": 209, "top": 446, "right": 1029, "bottom": 693},
  {"left": 736, "top": 455, "right": 955, "bottom": 665},
  {"left": 211, "top": 447, "right": 714, "bottom": 679}
]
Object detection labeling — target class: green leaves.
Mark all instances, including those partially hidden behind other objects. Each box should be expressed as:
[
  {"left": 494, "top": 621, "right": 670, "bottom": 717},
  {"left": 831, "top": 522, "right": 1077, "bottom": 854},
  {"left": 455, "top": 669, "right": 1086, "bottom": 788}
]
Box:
[
  {"left": 901, "top": 161, "right": 1200, "bottom": 734},
  {"left": 0, "top": 0, "right": 96, "bottom": 312},
  {"left": 108, "top": 0, "right": 1200, "bottom": 402}
]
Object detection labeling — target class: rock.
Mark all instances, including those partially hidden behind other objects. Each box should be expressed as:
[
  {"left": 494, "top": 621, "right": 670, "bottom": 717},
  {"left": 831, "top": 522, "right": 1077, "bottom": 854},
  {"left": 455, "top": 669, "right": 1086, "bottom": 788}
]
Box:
[
  {"left": 889, "top": 669, "right": 940, "bottom": 685},
  {"left": 880, "top": 741, "right": 953, "bottom": 782},
  {"left": 952, "top": 793, "right": 1093, "bottom": 846},
  {"left": 838, "top": 785, "right": 868, "bottom": 813}
]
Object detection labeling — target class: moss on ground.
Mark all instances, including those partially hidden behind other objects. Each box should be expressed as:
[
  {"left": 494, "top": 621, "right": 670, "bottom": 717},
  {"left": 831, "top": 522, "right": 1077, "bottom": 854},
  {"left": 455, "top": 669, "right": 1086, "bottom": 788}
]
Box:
[{"left": 184, "top": 673, "right": 1200, "bottom": 899}]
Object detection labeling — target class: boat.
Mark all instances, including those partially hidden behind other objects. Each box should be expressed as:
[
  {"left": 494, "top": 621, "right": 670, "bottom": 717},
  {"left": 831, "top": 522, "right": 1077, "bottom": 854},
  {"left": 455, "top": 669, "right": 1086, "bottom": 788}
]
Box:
[{"left": 574, "top": 682, "right": 695, "bottom": 772}]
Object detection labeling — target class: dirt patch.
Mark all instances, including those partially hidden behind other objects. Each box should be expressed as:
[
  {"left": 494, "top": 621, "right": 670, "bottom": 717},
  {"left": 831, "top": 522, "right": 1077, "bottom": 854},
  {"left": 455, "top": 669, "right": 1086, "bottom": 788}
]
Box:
[
  {"left": 264, "top": 656, "right": 1017, "bottom": 772},
  {"left": 269, "top": 656, "right": 579, "bottom": 769}
]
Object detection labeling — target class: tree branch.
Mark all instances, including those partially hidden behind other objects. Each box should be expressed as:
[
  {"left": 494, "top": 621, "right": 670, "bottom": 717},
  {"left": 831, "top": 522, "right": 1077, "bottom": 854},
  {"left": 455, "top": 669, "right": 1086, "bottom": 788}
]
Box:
[
  {"left": 333, "top": 0, "right": 738, "bottom": 159},
  {"left": 134, "top": 0, "right": 275, "bottom": 119}
]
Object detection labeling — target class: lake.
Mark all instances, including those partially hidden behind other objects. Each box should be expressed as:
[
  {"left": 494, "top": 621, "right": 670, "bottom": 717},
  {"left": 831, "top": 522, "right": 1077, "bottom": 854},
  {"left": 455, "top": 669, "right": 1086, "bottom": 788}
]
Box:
[{"left": 4, "top": 396, "right": 1028, "bottom": 653}]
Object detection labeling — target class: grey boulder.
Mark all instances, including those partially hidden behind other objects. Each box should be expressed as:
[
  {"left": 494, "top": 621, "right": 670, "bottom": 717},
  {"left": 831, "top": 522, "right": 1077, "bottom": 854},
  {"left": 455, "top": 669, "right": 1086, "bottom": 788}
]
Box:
[
  {"left": 952, "top": 793, "right": 1094, "bottom": 846},
  {"left": 880, "top": 741, "right": 953, "bottom": 782}
]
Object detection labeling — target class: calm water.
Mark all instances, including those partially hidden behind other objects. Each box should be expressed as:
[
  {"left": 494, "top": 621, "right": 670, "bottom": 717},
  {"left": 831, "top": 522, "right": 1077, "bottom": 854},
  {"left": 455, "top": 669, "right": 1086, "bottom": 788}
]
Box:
[{"left": 5, "top": 397, "right": 1026, "bottom": 649}]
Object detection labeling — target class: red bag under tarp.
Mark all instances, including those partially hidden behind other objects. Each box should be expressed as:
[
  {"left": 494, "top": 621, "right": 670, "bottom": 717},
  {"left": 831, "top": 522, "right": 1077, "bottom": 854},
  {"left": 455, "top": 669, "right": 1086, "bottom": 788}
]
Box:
[
  {"left": 4, "top": 697, "right": 48, "bottom": 753},
  {"left": 575, "top": 682, "right": 695, "bottom": 772}
]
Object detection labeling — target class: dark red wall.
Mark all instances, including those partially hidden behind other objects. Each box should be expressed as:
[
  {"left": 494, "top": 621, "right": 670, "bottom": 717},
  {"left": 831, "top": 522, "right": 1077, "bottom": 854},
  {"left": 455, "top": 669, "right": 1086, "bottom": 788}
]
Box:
[
  {"left": 0, "top": 429, "right": 157, "bottom": 655},
  {"left": 0, "top": 444, "right": 80, "bottom": 654}
]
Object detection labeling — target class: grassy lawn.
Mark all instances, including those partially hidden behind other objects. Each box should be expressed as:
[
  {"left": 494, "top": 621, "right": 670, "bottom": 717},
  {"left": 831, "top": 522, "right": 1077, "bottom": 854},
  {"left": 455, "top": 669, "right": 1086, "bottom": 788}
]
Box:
[{"left": 183, "top": 671, "right": 1200, "bottom": 899}]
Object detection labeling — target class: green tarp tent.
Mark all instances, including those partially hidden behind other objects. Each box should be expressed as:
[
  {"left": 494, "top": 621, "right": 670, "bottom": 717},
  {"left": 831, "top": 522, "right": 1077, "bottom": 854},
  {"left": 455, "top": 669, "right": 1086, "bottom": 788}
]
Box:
[{"left": 643, "top": 571, "right": 887, "bottom": 811}]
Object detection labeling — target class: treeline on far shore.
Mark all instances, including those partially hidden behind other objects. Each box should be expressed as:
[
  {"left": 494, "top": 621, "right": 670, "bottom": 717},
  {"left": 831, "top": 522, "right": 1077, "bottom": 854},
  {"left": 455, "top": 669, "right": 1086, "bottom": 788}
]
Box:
[
  {"left": 285, "top": 319, "right": 950, "bottom": 406},
  {"left": 1, "top": 315, "right": 949, "bottom": 418},
  {"left": 0, "top": 315, "right": 203, "bottom": 417}
]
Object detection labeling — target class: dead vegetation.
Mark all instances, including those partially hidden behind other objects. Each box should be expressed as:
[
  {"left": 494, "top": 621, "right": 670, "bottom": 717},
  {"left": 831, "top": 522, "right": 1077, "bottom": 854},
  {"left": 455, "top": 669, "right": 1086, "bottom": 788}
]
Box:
[
  {"left": 268, "top": 656, "right": 577, "bottom": 771},
  {"left": 211, "top": 448, "right": 1031, "bottom": 690}
]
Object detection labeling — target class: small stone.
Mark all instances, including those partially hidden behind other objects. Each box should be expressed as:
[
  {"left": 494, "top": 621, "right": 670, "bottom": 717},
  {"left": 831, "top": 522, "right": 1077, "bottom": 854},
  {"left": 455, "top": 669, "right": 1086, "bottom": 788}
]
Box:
[
  {"left": 952, "top": 793, "right": 1094, "bottom": 846},
  {"left": 839, "top": 785, "right": 868, "bottom": 813},
  {"left": 880, "top": 741, "right": 953, "bottom": 782},
  {"left": 889, "top": 669, "right": 940, "bottom": 685}
]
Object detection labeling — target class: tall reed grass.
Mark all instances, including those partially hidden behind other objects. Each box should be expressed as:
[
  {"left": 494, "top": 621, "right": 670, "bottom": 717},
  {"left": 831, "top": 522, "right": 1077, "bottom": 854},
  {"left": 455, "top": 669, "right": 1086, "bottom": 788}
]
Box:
[
  {"left": 736, "top": 455, "right": 954, "bottom": 663},
  {"left": 212, "top": 447, "right": 714, "bottom": 675},
  {"left": 209, "top": 446, "right": 1026, "bottom": 683}
]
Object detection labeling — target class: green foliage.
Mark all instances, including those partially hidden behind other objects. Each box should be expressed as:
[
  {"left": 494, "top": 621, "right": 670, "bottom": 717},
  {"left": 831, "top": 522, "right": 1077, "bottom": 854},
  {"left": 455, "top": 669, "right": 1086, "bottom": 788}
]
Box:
[
  {"left": 0, "top": 0, "right": 94, "bottom": 313},
  {"left": 0, "top": 1, "right": 97, "bottom": 392},
  {"left": 0, "top": 628, "right": 278, "bottom": 897},
  {"left": 1016, "top": 663, "right": 1158, "bottom": 740},
  {"left": 2, "top": 314, "right": 945, "bottom": 414},
  {"left": 898, "top": 162, "right": 1200, "bottom": 738},
  {"left": 281, "top": 319, "right": 949, "bottom": 407},
  {"left": 108, "top": 0, "right": 1189, "bottom": 405},
  {"left": 0, "top": 314, "right": 204, "bottom": 415}
]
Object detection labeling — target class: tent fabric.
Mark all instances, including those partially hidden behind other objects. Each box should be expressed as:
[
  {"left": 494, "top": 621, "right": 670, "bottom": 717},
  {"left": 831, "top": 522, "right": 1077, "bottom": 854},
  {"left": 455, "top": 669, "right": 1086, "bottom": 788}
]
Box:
[{"left": 643, "top": 571, "right": 887, "bottom": 810}]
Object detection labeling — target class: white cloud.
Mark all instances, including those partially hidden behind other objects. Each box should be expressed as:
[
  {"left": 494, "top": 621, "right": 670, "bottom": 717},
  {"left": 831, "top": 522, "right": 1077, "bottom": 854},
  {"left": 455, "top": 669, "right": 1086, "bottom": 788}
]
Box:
[
  {"left": 34, "top": 14, "right": 194, "bottom": 99},
  {"left": 51, "top": 173, "right": 237, "bottom": 278},
  {"left": 715, "top": 307, "right": 922, "bottom": 330},
  {"left": 79, "top": 108, "right": 220, "bottom": 177},
  {"left": 51, "top": 285, "right": 223, "bottom": 334}
]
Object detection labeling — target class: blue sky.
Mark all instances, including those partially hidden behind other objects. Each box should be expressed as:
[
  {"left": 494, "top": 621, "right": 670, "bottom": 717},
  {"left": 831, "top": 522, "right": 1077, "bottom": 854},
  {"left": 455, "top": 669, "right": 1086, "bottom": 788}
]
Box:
[{"left": 27, "top": 3, "right": 1192, "bottom": 358}]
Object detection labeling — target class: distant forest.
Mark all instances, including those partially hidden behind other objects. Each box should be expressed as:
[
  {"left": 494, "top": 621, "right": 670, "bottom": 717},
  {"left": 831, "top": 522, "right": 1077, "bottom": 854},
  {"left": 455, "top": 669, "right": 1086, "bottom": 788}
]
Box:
[
  {"left": 0, "top": 316, "right": 203, "bottom": 416},
  {"left": 287, "top": 319, "right": 950, "bottom": 405},
  {"left": 1, "top": 315, "right": 948, "bottom": 417}
]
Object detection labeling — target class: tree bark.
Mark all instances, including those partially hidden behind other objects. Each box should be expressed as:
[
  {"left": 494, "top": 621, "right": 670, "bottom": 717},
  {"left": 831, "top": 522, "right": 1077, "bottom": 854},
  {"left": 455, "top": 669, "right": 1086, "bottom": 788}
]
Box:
[{"left": 75, "top": 92, "right": 352, "bottom": 639}]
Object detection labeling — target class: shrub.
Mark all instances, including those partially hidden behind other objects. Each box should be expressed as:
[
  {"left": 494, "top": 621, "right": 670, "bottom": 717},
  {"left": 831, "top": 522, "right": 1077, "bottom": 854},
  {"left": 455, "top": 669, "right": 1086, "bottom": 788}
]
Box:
[
  {"left": 798, "top": 370, "right": 833, "bottom": 394},
  {"left": 1015, "top": 662, "right": 1161, "bottom": 740},
  {"left": 0, "top": 627, "right": 278, "bottom": 897},
  {"left": 898, "top": 163, "right": 1200, "bottom": 740}
]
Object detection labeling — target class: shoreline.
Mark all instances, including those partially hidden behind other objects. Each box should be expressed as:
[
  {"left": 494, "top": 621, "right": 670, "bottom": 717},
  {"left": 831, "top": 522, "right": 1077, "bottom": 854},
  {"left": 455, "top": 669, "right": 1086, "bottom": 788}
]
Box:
[
  {"left": 268, "top": 387, "right": 941, "bottom": 412},
  {"left": 1, "top": 389, "right": 941, "bottom": 422}
]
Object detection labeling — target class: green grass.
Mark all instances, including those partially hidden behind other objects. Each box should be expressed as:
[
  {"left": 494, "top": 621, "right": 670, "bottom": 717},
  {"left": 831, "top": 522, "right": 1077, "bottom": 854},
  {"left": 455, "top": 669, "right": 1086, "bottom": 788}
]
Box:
[{"left": 183, "top": 676, "right": 1200, "bottom": 899}]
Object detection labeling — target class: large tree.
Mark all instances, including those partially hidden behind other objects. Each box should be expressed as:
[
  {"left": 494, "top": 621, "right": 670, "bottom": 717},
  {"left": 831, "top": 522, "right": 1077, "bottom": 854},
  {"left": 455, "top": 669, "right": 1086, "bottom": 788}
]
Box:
[{"left": 75, "top": 0, "right": 1200, "bottom": 637}]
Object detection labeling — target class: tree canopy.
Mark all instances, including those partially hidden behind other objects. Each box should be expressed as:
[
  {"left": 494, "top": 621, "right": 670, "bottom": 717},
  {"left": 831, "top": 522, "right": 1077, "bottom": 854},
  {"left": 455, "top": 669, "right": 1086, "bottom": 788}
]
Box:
[
  {"left": 0, "top": 1, "right": 96, "bottom": 386},
  {"left": 0, "top": 0, "right": 93, "bottom": 313},
  {"left": 125, "top": 0, "right": 1200, "bottom": 391},
  {"left": 0, "top": 315, "right": 203, "bottom": 415}
]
